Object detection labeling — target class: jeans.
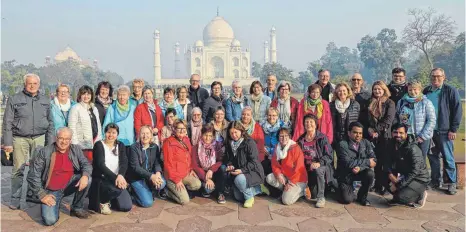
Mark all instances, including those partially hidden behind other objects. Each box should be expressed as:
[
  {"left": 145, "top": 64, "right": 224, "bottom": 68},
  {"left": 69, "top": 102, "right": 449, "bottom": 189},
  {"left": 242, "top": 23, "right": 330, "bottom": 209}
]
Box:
[
  {"left": 308, "top": 166, "right": 327, "bottom": 199},
  {"left": 232, "top": 174, "right": 261, "bottom": 202},
  {"left": 339, "top": 169, "right": 375, "bottom": 204},
  {"left": 266, "top": 173, "right": 306, "bottom": 205},
  {"left": 11, "top": 135, "right": 45, "bottom": 208},
  {"left": 41, "top": 174, "right": 91, "bottom": 226},
  {"left": 130, "top": 176, "right": 166, "bottom": 208},
  {"left": 429, "top": 131, "right": 456, "bottom": 184}
]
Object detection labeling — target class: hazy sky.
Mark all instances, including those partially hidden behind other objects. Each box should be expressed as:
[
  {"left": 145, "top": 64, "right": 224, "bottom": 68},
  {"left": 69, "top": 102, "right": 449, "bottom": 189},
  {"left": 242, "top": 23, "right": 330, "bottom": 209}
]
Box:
[{"left": 2, "top": 0, "right": 464, "bottom": 82}]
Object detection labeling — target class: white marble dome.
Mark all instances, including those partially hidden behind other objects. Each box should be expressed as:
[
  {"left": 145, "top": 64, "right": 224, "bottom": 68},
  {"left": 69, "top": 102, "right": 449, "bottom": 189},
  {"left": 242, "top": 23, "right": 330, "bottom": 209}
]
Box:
[
  {"left": 195, "top": 40, "right": 204, "bottom": 47},
  {"left": 203, "top": 16, "right": 234, "bottom": 47},
  {"left": 231, "top": 39, "right": 241, "bottom": 47}
]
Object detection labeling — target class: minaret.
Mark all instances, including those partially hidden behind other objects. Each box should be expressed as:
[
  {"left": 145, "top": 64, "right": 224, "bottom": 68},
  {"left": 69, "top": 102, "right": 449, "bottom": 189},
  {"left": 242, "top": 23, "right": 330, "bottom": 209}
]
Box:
[
  {"left": 263, "top": 41, "right": 269, "bottom": 64},
  {"left": 154, "top": 29, "right": 162, "bottom": 83},
  {"left": 269, "top": 26, "right": 277, "bottom": 63},
  {"left": 174, "top": 42, "right": 181, "bottom": 77}
]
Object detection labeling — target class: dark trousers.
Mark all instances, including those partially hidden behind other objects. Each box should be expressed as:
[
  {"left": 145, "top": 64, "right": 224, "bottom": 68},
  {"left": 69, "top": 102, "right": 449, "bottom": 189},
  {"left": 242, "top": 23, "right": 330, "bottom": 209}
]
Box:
[
  {"left": 42, "top": 174, "right": 90, "bottom": 226},
  {"left": 393, "top": 180, "right": 427, "bottom": 204},
  {"left": 374, "top": 138, "right": 389, "bottom": 190},
  {"left": 308, "top": 166, "right": 327, "bottom": 199},
  {"left": 339, "top": 169, "right": 375, "bottom": 204},
  {"left": 202, "top": 168, "right": 226, "bottom": 195}
]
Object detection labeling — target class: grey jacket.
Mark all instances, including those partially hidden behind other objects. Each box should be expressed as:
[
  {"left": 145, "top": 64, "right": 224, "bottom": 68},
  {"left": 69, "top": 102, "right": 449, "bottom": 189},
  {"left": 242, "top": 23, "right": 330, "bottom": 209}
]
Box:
[
  {"left": 26, "top": 144, "right": 92, "bottom": 203},
  {"left": 2, "top": 90, "right": 54, "bottom": 146}
]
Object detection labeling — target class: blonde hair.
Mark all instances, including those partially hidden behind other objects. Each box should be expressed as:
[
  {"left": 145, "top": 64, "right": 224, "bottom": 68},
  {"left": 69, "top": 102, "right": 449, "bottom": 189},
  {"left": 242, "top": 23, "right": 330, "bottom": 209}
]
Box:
[
  {"left": 407, "top": 81, "right": 423, "bottom": 90},
  {"left": 371, "top": 80, "right": 391, "bottom": 98},
  {"left": 267, "top": 107, "right": 279, "bottom": 115},
  {"left": 331, "top": 82, "right": 354, "bottom": 102},
  {"left": 132, "top": 78, "right": 145, "bottom": 86},
  {"left": 56, "top": 83, "right": 71, "bottom": 94}
]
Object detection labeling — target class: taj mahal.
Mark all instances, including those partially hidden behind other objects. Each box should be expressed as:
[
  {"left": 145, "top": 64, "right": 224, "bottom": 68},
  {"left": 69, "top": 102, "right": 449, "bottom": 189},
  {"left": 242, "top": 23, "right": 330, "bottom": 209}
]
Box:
[{"left": 153, "top": 12, "right": 277, "bottom": 88}]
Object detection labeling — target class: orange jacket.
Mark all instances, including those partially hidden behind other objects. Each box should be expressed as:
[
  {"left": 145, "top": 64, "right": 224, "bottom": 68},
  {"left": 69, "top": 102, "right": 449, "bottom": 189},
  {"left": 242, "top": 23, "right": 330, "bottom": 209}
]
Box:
[
  {"left": 163, "top": 136, "right": 192, "bottom": 183},
  {"left": 271, "top": 144, "right": 308, "bottom": 184},
  {"left": 250, "top": 123, "right": 266, "bottom": 162},
  {"left": 134, "top": 99, "right": 165, "bottom": 140}
]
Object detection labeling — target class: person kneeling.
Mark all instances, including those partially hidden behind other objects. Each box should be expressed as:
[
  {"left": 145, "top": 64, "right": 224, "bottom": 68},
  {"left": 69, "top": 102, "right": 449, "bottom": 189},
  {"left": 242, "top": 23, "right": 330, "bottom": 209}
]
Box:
[
  {"left": 192, "top": 123, "right": 226, "bottom": 203},
  {"left": 164, "top": 120, "right": 202, "bottom": 205},
  {"left": 266, "top": 128, "right": 307, "bottom": 205},
  {"left": 88, "top": 123, "right": 132, "bottom": 214},
  {"left": 127, "top": 125, "right": 166, "bottom": 208},
  {"left": 27, "top": 127, "right": 92, "bottom": 226},
  {"left": 223, "top": 121, "right": 267, "bottom": 208},
  {"left": 387, "top": 123, "right": 429, "bottom": 208}
]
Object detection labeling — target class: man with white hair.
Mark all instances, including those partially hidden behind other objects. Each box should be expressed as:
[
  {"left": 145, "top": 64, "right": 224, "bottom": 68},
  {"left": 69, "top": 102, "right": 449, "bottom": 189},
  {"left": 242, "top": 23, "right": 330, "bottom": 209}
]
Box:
[
  {"left": 27, "top": 127, "right": 92, "bottom": 225},
  {"left": 2, "top": 73, "right": 54, "bottom": 210}
]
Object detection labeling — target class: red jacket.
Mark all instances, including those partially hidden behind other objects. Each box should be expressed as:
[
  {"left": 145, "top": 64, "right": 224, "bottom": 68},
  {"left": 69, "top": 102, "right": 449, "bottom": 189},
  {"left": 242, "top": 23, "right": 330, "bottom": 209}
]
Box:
[
  {"left": 270, "top": 97, "right": 299, "bottom": 128},
  {"left": 134, "top": 100, "right": 165, "bottom": 140},
  {"left": 163, "top": 136, "right": 192, "bottom": 184},
  {"left": 250, "top": 122, "right": 266, "bottom": 162},
  {"left": 292, "top": 98, "right": 333, "bottom": 144},
  {"left": 191, "top": 143, "right": 223, "bottom": 181},
  {"left": 272, "top": 144, "right": 307, "bottom": 184}
]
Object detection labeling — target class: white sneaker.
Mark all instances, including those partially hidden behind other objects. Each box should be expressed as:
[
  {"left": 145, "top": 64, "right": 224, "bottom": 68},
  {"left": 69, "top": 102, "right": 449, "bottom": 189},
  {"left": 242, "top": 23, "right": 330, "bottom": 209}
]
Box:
[
  {"left": 316, "top": 198, "right": 326, "bottom": 208},
  {"left": 100, "top": 203, "right": 112, "bottom": 215}
]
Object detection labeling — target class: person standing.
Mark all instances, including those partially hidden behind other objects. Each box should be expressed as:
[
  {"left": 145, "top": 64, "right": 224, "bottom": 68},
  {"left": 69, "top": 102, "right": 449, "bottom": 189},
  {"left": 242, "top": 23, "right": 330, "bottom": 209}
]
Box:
[
  {"left": 248, "top": 81, "right": 271, "bottom": 122},
  {"left": 94, "top": 81, "right": 114, "bottom": 124},
  {"left": 315, "top": 69, "right": 335, "bottom": 102},
  {"left": 50, "top": 84, "right": 76, "bottom": 135},
  {"left": 176, "top": 86, "right": 193, "bottom": 122},
  {"left": 424, "top": 68, "right": 463, "bottom": 194},
  {"left": 188, "top": 74, "right": 209, "bottom": 108},
  {"left": 224, "top": 80, "right": 249, "bottom": 121},
  {"left": 350, "top": 73, "right": 371, "bottom": 137},
  {"left": 2, "top": 73, "right": 54, "bottom": 210},
  {"left": 264, "top": 74, "right": 278, "bottom": 100},
  {"left": 130, "top": 79, "right": 145, "bottom": 105},
  {"left": 330, "top": 83, "right": 360, "bottom": 145},
  {"left": 388, "top": 68, "right": 408, "bottom": 105},
  {"left": 270, "top": 81, "right": 299, "bottom": 129},
  {"left": 202, "top": 81, "right": 224, "bottom": 123}
]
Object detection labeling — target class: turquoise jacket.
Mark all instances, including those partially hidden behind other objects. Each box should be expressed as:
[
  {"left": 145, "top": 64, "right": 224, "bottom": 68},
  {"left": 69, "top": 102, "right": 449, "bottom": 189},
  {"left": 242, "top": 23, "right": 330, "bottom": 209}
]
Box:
[
  {"left": 50, "top": 99, "right": 76, "bottom": 135},
  {"left": 102, "top": 101, "right": 137, "bottom": 146}
]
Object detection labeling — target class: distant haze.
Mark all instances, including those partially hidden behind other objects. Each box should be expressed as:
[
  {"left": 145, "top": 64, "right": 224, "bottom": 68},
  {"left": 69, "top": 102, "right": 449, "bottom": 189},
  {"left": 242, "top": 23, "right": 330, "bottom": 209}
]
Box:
[{"left": 1, "top": 0, "right": 464, "bottom": 82}]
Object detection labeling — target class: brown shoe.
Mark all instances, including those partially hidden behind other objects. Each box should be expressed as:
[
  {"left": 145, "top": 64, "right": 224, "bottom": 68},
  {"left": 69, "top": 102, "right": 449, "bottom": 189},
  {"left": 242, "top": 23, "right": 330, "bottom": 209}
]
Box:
[
  {"left": 304, "top": 187, "right": 312, "bottom": 200},
  {"left": 70, "top": 210, "right": 91, "bottom": 219}
]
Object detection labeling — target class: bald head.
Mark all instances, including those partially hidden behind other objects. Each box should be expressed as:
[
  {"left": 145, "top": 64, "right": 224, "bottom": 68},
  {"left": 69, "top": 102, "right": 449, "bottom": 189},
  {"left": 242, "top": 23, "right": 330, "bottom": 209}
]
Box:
[{"left": 350, "top": 73, "right": 364, "bottom": 93}]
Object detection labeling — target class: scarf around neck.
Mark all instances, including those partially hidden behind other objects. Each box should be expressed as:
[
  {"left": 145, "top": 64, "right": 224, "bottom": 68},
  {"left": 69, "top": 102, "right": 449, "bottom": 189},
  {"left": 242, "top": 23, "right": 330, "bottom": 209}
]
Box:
[
  {"left": 54, "top": 97, "right": 72, "bottom": 112},
  {"left": 335, "top": 99, "right": 351, "bottom": 114},
  {"left": 198, "top": 140, "right": 217, "bottom": 170},
  {"left": 242, "top": 118, "right": 256, "bottom": 135},
  {"left": 190, "top": 119, "right": 203, "bottom": 146},
  {"left": 277, "top": 97, "right": 291, "bottom": 124},
  {"left": 114, "top": 100, "right": 131, "bottom": 123},
  {"left": 230, "top": 94, "right": 244, "bottom": 104},
  {"left": 305, "top": 96, "right": 323, "bottom": 119},
  {"left": 275, "top": 139, "right": 296, "bottom": 161},
  {"left": 402, "top": 93, "right": 424, "bottom": 103},
  {"left": 231, "top": 137, "right": 244, "bottom": 157},
  {"left": 97, "top": 95, "right": 113, "bottom": 108},
  {"left": 369, "top": 96, "right": 388, "bottom": 119},
  {"left": 250, "top": 93, "right": 264, "bottom": 121},
  {"left": 261, "top": 120, "right": 281, "bottom": 135}
]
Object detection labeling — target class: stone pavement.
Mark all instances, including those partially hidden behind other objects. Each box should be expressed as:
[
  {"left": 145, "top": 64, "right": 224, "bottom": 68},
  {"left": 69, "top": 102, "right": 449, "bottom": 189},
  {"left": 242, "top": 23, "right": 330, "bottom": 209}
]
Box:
[{"left": 1, "top": 166, "right": 464, "bottom": 232}]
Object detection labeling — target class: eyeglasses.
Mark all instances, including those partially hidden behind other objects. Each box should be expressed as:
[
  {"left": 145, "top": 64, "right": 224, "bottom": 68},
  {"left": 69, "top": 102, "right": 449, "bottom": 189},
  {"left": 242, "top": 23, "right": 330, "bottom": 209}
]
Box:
[
  {"left": 280, "top": 88, "right": 290, "bottom": 91},
  {"left": 431, "top": 75, "right": 444, "bottom": 78},
  {"left": 133, "top": 86, "right": 143, "bottom": 89},
  {"left": 175, "top": 128, "right": 187, "bottom": 131},
  {"left": 393, "top": 75, "right": 405, "bottom": 78},
  {"left": 351, "top": 79, "right": 363, "bottom": 82},
  {"left": 190, "top": 80, "right": 200, "bottom": 83},
  {"left": 279, "top": 135, "right": 290, "bottom": 138},
  {"left": 58, "top": 91, "right": 69, "bottom": 94},
  {"left": 57, "top": 137, "right": 71, "bottom": 142}
]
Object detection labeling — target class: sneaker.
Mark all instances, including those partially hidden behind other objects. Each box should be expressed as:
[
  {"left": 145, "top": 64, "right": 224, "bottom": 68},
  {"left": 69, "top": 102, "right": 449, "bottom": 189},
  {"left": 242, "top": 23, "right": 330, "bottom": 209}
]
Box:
[
  {"left": 157, "top": 189, "right": 168, "bottom": 200},
  {"left": 260, "top": 184, "right": 270, "bottom": 196},
  {"left": 202, "top": 191, "right": 211, "bottom": 198},
  {"left": 70, "top": 209, "right": 91, "bottom": 219},
  {"left": 407, "top": 202, "right": 422, "bottom": 209},
  {"left": 316, "top": 198, "right": 326, "bottom": 208},
  {"left": 99, "top": 203, "right": 112, "bottom": 215},
  {"left": 358, "top": 198, "right": 371, "bottom": 206},
  {"left": 8, "top": 204, "right": 19, "bottom": 210},
  {"left": 388, "top": 199, "right": 401, "bottom": 206},
  {"left": 243, "top": 197, "right": 254, "bottom": 208},
  {"left": 217, "top": 193, "right": 226, "bottom": 204},
  {"left": 304, "top": 187, "right": 312, "bottom": 200},
  {"left": 416, "top": 191, "right": 428, "bottom": 208},
  {"left": 448, "top": 184, "right": 457, "bottom": 195}
]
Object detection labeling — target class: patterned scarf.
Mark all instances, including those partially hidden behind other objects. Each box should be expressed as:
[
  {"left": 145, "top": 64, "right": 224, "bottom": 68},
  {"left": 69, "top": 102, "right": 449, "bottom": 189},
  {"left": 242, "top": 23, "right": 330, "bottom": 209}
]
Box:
[
  {"left": 402, "top": 93, "right": 424, "bottom": 103},
  {"left": 275, "top": 139, "right": 296, "bottom": 161},
  {"left": 230, "top": 93, "right": 245, "bottom": 104},
  {"left": 198, "top": 140, "right": 217, "bottom": 170},
  {"left": 305, "top": 96, "right": 323, "bottom": 119},
  {"left": 114, "top": 100, "right": 131, "bottom": 123},
  {"left": 250, "top": 93, "right": 263, "bottom": 121},
  {"left": 190, "top": 118, "right": 203, "bottom": 146},
  {"left": 242, "top": 118, "right": 256, "bottom": 135},
  {"left": 277, "top": 97, "right": 291, "bottom": 124},
  {"left": 211, "top": 119, "right": 228, "bottom": 143},
  {"left": 369, "top": 96, "right": 388, "bottom": 119},
  {"left": 230, "top": 137, "right": 244, "bottom": 157},
  {"left": 261, "top": 120, "right": 281, "bottom": 135},
  {"left": 97, "top": 95, "right": 113, "bottom": 109}
]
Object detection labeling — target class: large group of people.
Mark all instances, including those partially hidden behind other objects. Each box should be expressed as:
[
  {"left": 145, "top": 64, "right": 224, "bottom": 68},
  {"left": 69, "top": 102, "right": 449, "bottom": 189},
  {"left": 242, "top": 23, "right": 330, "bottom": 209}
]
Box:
[{"left": 1, "top": 68, "right": 462, "bottom": 226}]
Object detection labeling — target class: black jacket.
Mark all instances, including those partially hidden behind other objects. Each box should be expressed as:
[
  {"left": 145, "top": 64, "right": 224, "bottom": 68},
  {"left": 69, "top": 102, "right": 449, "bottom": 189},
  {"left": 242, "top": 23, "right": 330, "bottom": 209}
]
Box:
[
  {"left": 368, "top": 99, "right": 396, "bottom": 139},
  {"left": 202, "top": 95, "right": 224, "bottom": 122},
  {"left": 27, "top": 144, "right": 92, "bottom": 203},
  {"left": 330, "top": 99, "right": 360, "bottom": 143},
  {"left": 223, "top": 137, "right": 264, "bottom": 188},
  {"left": 89, "top": 140, "right": 128, "bottom": 212},
  {"left": 94, "top": 97, "right": 114, "bottom": 125},
  {"left": 388, "top": 82, "right": 408, "bottom": 105},
  {"left": 188, "top": 86, "right": 209, "bottom": 108},
  {"left": 336, "top": 138, "right": 376, "bottom": 183},
  {"left": 126, "top": 142, "right": 163, "bottom": 183},
  {"left": 423, "top": 84, "right": 463, "bottom": 134},
  {"left": 355, "top": 90, "right": 371, "bottom": 135},
  {"left": 386, "top": 137, "right": 430, "bottom": 188}
]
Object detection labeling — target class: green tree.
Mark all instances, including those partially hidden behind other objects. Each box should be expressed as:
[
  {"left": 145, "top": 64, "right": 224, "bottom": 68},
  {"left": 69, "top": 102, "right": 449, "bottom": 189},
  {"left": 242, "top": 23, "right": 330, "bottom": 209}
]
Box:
[
  {"left": 261, "top": 62, "right": 299, "bottom": 91},
  {"left": 297, "top": 71, "right": 314, "bottom": 92},
  {"left": 308, "top": 42, "right": 362, "bottom": 78},
  {"left": 251, "top": 62, "right": 262, "bottom": 79}
]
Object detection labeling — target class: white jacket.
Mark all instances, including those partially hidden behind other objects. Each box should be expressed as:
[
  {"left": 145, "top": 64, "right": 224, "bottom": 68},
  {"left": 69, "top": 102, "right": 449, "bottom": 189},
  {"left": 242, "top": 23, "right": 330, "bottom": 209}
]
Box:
[{"left": 68, "top": 102, "right": 102, "bottom": 149}]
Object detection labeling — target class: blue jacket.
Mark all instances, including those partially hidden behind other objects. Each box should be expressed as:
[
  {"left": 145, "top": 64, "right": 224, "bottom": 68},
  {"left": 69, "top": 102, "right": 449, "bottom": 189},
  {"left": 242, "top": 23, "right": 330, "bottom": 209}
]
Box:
[
  {"left": 262, "top": 120, "right": 285, "bottom": 157},
  {"left": 224, "top": 96, "right": 249, "bottom": 121},
  {"left": 158, "top": 100, "right": 184, "bottom": 120},
  {"left": 50, "top": 99, "right": 76, "bottom": 135},
  {"left": 423, "top": 84, "right": 463, "bottom": 133},
  {"left": 248, "top": 95, "right": 271, "bottom": 122},
  {"left": 396, "top": 96, "right": 436, "bottom": 140},
  {"left": 102, "top": 101, "right": 136, "bottom": 146}
]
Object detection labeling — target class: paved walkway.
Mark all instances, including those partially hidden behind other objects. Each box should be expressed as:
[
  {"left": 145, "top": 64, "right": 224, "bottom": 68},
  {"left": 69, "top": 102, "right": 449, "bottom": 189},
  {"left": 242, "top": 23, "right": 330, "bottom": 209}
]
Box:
[{"left": 1, "top": 166, "right": 464, "bottom": 232}]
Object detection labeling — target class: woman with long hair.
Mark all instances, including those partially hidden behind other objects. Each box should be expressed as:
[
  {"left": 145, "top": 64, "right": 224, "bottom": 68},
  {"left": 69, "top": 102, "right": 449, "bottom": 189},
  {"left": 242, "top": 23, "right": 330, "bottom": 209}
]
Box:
[
  {"left": 330, "top": 83, "right": 360, "bottom": 145},
  {"left": 68, "top": 85, "right": 102, "bottom": 162},
  {"left": 240, "top": 107, "right": 265, "bottom": 162},
  {"left": 134, "top": 86, "right": 165, "bottom": 143},
  {"left": 368, "top": 80, "right": 396, "bottom": 195},
  {"left": 94, "top": 81, "right": 114, "bottom": 125}
]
